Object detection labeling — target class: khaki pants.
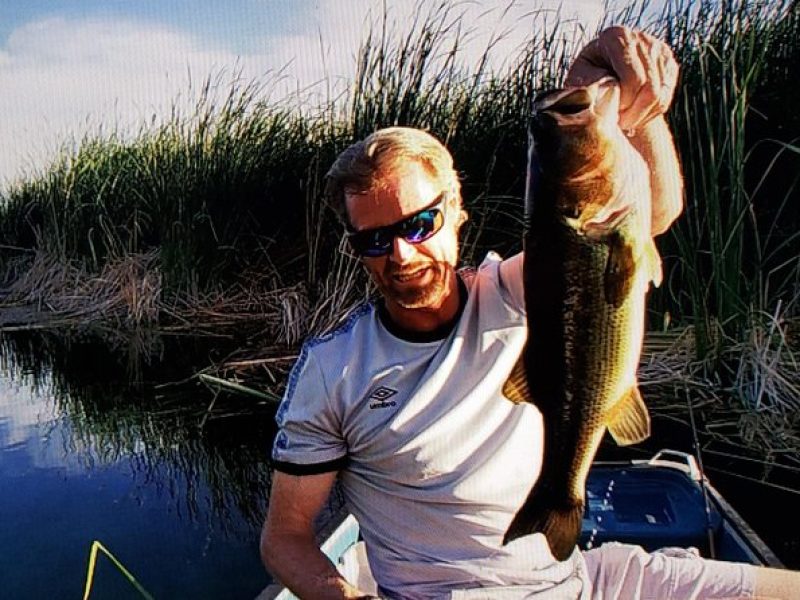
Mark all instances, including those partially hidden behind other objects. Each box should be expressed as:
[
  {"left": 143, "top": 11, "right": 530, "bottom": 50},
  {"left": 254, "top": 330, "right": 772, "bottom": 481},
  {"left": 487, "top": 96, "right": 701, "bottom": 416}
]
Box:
[
  {"left": 451, "top": 543, "right": 755, "bottom": 600},
  {"left": 582, "top": 543, "right": 755, "bottom": 600}
]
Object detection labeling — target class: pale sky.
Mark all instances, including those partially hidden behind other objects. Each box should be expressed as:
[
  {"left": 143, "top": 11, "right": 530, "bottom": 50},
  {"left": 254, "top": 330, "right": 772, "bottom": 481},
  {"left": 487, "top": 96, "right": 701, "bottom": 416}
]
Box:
[{"left": 0, "top": 1, "right": 611, "bottom": 189}]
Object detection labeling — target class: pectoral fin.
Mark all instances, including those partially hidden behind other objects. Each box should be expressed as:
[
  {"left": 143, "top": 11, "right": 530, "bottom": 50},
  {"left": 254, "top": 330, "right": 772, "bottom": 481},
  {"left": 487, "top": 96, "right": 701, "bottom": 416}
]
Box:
[
  {"left": 606, "top": 386, "right": 651, "bottom": 445},
  {"left": 645, "top": 237, "right": 663, "bottom": 288},
  {"left": 604, "top": 231, "right": 636, "bottom": 307},
  {"left": 503, "top": 356, "right": 533, "bottom": 405}
]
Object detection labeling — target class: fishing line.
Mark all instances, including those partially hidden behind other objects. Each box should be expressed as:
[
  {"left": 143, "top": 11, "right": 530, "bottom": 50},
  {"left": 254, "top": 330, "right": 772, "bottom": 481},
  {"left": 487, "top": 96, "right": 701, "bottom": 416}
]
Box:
[
  {"left": 686, "top": 393, "right": 716, "bottom": 559},
  {"left": 703, "top": 466, "right": 800, "bottom": 496},
  {"left": 701, "top": 449, "right": 800, "bottom": 474}
]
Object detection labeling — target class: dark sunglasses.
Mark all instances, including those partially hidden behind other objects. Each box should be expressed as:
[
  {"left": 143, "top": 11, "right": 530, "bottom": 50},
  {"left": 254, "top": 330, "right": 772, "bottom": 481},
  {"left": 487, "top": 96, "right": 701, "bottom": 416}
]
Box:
[{"left": 347, "top": 193, "right": 448, "bottom": 258}]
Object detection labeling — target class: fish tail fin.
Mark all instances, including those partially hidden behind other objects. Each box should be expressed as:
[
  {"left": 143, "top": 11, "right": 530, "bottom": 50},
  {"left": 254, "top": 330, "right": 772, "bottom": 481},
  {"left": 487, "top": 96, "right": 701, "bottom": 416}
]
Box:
[
  {"left": 606, "top": 386, "right": 651, "bottom": 445},
  {"left": 503, "top": 490, "right": 584, "bottom": 562}
]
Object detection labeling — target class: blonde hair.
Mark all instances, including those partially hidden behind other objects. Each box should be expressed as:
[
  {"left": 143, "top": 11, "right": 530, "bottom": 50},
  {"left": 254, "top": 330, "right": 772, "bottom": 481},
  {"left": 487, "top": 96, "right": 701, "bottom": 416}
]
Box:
[{"left": 324, "top": 127, "right": 461, "bottom": 226}]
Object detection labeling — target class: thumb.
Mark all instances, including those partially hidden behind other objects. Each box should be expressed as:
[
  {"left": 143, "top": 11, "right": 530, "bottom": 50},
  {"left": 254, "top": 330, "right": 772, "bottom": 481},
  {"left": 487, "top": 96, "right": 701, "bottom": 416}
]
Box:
[
  {"left": 565, "top": 61, "right": 611, "bottom": 87},
  {"left": 565, "top": 37, "right": 611, "bottom": 87}
]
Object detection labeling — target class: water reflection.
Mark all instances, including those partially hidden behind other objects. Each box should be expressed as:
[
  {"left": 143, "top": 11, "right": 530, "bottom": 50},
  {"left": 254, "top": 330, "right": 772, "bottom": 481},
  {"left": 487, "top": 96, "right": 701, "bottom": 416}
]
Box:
[{"left": 0, "top": 329, "right": 277, "bottom": 599}]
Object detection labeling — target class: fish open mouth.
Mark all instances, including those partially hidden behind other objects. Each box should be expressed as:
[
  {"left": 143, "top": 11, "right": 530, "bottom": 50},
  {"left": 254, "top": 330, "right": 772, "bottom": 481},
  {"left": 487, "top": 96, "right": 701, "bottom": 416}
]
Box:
[
  {"left": 535, "top": 88, "right": 593, "bottom": 115},
  {"left": 533, "top": 76, "right": 620, "bottom": 120}
]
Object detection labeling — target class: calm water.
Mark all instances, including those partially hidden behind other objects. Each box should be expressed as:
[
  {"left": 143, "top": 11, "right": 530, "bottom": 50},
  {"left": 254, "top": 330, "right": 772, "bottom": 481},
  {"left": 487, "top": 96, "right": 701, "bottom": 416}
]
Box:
[{"left": 0, "top": 332, "right": 276, "bottom": 599}]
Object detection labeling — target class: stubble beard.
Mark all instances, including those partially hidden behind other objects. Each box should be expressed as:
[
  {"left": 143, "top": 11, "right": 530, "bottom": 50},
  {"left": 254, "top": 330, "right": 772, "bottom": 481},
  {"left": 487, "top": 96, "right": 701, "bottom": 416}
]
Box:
[{"left": 380, "top": 261, "right": 449, "bottom": 309}]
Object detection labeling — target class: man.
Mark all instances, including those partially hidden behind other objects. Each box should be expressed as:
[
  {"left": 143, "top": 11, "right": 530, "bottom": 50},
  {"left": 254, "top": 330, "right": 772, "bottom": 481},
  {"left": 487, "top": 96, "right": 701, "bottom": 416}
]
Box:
[{"left": 261, "top": 27, "right": 798, "bottom": 599}]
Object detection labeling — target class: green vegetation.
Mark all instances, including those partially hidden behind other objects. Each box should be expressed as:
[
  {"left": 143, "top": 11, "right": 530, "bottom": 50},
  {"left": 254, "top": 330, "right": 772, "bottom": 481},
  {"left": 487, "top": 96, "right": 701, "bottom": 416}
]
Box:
[
  {"left": 1, "top": 0, "right": 798, "bottom": 453},
  {"left": 650, "top": 0, "right": 800, "bottom": 434}
]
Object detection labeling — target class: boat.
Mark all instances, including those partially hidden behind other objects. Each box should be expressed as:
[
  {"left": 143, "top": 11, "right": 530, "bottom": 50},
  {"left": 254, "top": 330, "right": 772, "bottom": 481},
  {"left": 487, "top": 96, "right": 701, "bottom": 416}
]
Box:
[{"left": 258, "top": 449, "right": 783, "bottom": 599}]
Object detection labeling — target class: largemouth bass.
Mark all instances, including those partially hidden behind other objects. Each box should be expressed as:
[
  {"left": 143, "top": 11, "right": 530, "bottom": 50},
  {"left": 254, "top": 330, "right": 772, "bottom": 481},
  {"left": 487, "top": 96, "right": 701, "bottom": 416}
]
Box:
[{"left": 502, "top": 78, "right": 664, "bottom": 561}]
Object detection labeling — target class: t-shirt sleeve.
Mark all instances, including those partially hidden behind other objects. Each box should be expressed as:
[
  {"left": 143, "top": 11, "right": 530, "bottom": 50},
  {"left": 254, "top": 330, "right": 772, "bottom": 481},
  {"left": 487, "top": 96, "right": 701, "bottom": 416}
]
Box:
[
  {"left": 497, "top": 251, "right": 525, "bottom": 313},
  {"left": 271, "top": 345, "right": 348, "bottom": 475}
]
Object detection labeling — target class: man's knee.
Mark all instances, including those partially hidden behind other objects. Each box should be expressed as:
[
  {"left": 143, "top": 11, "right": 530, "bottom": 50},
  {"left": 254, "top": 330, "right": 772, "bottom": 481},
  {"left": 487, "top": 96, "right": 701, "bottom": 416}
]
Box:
[
  {"left": 753, "top": 566, "right": 800, "bottom": 600},
  {"left": 583, "top": 542, "right": 756, "bottom": 599}
]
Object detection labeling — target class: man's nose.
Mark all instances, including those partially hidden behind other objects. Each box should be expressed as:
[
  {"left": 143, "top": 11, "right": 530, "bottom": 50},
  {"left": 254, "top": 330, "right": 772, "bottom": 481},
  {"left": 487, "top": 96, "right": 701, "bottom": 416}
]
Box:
[{"left": 389, "top": 235, "right": 417, "bottom": 262}]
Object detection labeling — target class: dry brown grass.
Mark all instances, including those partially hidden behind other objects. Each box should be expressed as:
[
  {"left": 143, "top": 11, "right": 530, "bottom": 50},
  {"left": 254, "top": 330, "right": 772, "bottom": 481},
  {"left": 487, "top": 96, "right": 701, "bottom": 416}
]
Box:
[
  {"left": 0, "top": 245, "right": 365, "bottom": 338},
  {"left": 4, "top": 251, "right": 161, "bottom": 326},
  {"left": 640, "top": 318, "right": 800, "bottom": 466}
]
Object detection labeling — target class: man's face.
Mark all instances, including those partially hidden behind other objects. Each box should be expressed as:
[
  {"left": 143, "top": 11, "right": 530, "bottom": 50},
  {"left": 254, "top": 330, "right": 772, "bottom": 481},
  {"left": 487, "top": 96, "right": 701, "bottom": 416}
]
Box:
[{"left": 345, "top": 162, "right": 462, "bottom": 314}]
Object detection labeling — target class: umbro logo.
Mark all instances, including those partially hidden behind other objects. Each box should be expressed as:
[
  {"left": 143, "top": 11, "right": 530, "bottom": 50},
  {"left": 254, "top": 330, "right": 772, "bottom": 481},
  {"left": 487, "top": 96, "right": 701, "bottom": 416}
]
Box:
[{"left": 367, "top": 386, "right": 398, "bottom": 409}]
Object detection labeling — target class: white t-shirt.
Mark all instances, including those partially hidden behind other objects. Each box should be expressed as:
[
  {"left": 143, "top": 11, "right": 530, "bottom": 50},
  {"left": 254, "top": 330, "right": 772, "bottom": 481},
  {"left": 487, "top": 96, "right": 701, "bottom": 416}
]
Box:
[{"left": 272, "top": 252, "right": 584, "bottom": 599}]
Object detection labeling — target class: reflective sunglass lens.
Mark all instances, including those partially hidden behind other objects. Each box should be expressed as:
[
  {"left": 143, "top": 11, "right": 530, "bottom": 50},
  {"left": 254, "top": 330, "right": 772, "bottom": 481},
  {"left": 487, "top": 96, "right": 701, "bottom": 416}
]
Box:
[{"left": 401, "top": 211, "right": 435, "bottom": 242}]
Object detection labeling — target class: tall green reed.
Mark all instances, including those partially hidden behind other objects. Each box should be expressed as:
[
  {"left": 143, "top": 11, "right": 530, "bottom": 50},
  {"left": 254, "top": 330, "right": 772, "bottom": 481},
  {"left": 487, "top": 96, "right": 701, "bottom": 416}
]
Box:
[
  {"left": 0, "top": 73, "right": 317, "bottom": 295},
  {"left": 0, "top": 1, "right": 584, "bottom": 301},
  {"left": 649, "top": 0, "right": 800, "bottom": 365}
]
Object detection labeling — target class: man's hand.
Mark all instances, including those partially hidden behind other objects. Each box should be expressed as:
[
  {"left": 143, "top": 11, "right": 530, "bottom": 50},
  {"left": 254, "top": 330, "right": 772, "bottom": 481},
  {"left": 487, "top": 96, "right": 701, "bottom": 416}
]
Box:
[
  {"left": 566, "top": 26, "right": 679, "bottom": 134},
  {"left": 566, "top": 26, "right": 684, "bottom": 235}
]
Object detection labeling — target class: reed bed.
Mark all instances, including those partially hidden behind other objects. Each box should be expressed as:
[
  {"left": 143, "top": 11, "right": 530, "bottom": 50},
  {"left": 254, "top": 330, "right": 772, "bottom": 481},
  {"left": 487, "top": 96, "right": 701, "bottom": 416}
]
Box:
[
  {"left": 650, "top": 0, "right": 800, "bottom": 360},
  {"left": 0, "top": 0, "right": 798, "bottom": 460}
]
